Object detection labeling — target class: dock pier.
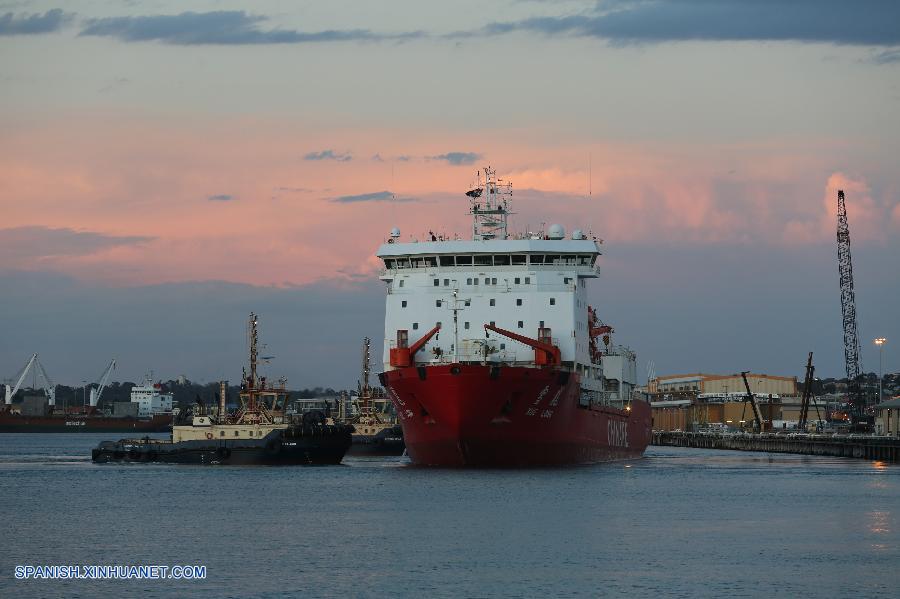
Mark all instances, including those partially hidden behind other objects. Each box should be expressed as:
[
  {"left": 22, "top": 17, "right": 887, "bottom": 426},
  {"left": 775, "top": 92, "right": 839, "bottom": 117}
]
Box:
[{"left": 652, "top": 431, "right": 900, "bottom": 463}]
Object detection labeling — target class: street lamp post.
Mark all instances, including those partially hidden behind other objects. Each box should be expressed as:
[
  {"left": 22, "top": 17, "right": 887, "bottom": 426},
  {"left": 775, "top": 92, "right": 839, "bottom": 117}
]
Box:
[{"left": 875, "top": 338, "right": 886, "bottom": 404}]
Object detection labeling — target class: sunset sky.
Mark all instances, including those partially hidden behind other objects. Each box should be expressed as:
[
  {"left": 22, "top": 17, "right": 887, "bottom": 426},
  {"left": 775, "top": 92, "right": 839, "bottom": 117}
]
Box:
[{"left": 1, "top": 1, "right": 898, "bottom": 388}]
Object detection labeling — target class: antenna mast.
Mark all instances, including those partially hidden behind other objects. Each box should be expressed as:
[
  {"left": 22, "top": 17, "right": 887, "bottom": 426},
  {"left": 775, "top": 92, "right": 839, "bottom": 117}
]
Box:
[
  {"left": 836, "top": 190, "right": 863, "bottom": 412},
  {"left": 467, "top": 167, "right": 512, "bottom": 241}
]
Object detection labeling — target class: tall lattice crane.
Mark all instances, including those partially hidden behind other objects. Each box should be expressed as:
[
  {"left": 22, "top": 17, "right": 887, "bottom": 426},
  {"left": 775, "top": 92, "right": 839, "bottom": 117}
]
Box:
[{"left": 836, "top": 189, "right": 863, "bottom": 411}]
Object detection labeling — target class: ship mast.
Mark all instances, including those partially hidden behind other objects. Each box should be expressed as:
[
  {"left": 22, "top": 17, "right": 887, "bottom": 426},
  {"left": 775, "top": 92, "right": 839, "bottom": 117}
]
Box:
[
  {"left": 468, "top": 166, "right": 513, "bottom": 241},
  {"left": 248, "top": 312, "right": 259, "bottom": 410}
]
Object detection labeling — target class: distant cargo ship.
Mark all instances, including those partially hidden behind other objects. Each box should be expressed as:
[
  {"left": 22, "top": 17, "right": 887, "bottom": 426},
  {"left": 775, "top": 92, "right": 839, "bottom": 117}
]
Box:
[
  {"left": 376, "top": 167, "right": 652, "bottom": 466},
  {"left": 0, "top": 365, "right": 173, "bottom": 433}
]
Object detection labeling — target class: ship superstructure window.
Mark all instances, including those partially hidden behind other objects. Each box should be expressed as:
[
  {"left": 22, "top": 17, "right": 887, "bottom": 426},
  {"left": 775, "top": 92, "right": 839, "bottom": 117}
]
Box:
[
  {"left": 525, "top": 277, "right": 531, "bottom": 284},
  {"left": 402, "top": 301, "right": 407, "bottom": 308},
  {"left": 433, "top": 279, "right": 440, "bottom": 286},
  {"left": 511, "top": 255, "right": 526, "bottom": 265},
  {"left": 494, "top": 255, "right": 510, "bottom": 265},
  {"left": 465, "top": 300, "right": 471, "bottom": 306},
  {"left": 384, "top": 259, "right": 394, "bottom": 269},
  {"left": 399, "top": 280, "right": 404, "bottom": 287},
  {"left": 474, "top": 255, "right": 492, "bottom": 266},
  {"left": 413, "top": 323, "right": 419, "bottom": 330},
  {"left": 444, "top": 279, "right": 450, "bottom": 286},
  {"left": 531, "top": 255, "right": 544, "bottom": 265},
  {"left": 516, "top": 299, "right": 522, "bottom": 306},
  {"left": 514, "top": 277, "right": 521, "bottom": 284},
  {"left": 564, "top": 277, "right": 572, "bottom": 285},
  {"left": 435, "top": 300, "right": 442, "bottom": 307},
  {"left": 490, "top": 321, "right": 495, "bottom": 326},
  {"left": 220, "top": 431, "right": 225, "bottom": 437},
  {"left": 491, "top": 277, "right": 497, "bottom": 285},
  {"left": 518, "top": 321, "right": 524, "bottom": 328},
  {"left": 550, "top": 298, "right": 556, "bottom": 305},
  {"left": 457, "top": 255, "right": 473, "bottom": 265},
  {"left": 489, "top": 299, "right": 495, "bottom": 306},
  {"left": 467, "top": 278, "right": 472, "bottom": 285},
  {"left": 440, "top": 256, "right": 455, "bottom": 266},
  {"left": 474, "top": 279, "right": 479, "bottom": 285},
  {"left": 234, "top": 431, "right": 239, "bottom": 437},
  {"left": 464, "top": 322, "right": 470, "bottom": 329}
]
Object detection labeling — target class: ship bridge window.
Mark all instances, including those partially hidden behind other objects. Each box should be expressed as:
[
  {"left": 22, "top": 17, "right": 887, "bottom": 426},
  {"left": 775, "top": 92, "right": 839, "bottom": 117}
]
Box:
[
  {"left": 474, "top": 255, "right": 492, "bottom": 266},
  {"left": 439, "top": 256, "right": 455, "bottom": 267},
  {"left": 395, "top": 258, "right": 411, "bottom": 269},
  {"left": 424, "top": 256, "right": 437, "bottom": 267},
  {"left": 494, "top": 255, "right": 510, "bottom": 266},
  {"left": 456, "top": 255, "right": 473, "bottom": 265},
  {"left": 578, "top": 255, "right": 593, "bottom": 266},
  {"left": 530, "top": 255, "right": 544, "bottom": 265},
  {"left": 546, "top": 255, "right": 561, "bottom": 265},
  {"left": 383, "top": 259, "right": 395, "bottom": 269},
  {"left": 511, "top": 255, "right": 526, "bottom": 265}
]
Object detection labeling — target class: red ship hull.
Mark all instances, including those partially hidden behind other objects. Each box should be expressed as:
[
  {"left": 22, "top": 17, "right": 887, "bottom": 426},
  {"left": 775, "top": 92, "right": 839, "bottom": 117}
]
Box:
[{"left": 381, "top": 364, "right": 651, "bottom": 467}]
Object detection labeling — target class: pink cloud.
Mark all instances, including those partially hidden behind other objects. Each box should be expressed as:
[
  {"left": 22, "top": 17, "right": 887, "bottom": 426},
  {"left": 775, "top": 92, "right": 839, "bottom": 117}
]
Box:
[{"left": 1, "top": 116, "right": 896, "bottom": 287}]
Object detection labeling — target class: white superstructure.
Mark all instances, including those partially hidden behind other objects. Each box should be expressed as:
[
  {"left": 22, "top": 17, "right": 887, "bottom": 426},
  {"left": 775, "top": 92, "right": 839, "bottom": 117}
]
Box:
[
  {"left": 130, "top": 376, "right": 174, "bottom": 417},
  {"left": 376, "top": 167, "right": 638, "bottom": 404}
]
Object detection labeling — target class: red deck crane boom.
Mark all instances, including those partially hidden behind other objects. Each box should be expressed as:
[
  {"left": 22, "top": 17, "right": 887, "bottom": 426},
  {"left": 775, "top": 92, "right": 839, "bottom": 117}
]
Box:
[
  {"left": 484, "top": 324, "right": 561, "bottom": 366},
  {"left": 389, "top": 325, "right": 441, "bottom": 368}
]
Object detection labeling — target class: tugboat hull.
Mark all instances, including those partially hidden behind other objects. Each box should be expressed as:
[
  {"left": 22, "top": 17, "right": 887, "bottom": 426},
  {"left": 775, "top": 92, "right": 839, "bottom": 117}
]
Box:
[
  {"left": 348, "top": 424, "right": 405, "bottom": 456},
  {"left": 92, "top": 426, "right": 352, "bottom": 465}
]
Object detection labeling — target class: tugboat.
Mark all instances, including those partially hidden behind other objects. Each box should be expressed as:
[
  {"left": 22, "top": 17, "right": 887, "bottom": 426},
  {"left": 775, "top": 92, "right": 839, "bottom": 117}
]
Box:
[
  {"left": 92, "top": 313, "right": 352, "bottom": 465},
  {"left": 343, "top": 337, "right": 405, "bottom": 456}
]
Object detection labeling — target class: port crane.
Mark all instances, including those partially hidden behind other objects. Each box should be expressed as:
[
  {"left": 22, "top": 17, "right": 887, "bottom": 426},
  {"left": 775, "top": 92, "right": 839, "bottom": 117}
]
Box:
[
  {"left": 797, "top": 352, "right": 821, "bottom": 432},
  {"left": 739, "top": 371, "right": 765, "bottom": 432},
  {"left": 4, "top": 353, "right": 56, "bottom": 406},
  {"left": 88, "top": 358, "right": 117, "bottom": 407},
  {"left": 836, "top": 189, "right": 864, "bottom": 414}
]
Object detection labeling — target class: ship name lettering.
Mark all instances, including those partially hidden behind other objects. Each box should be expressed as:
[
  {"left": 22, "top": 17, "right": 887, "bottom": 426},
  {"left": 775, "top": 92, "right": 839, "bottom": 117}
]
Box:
[
  {"left": 525, "top": 408, "right": 537, "bottom": 417},
  {"left": 540, "top": 409, "right": 554, "bottom": 419},
  {"left": 534, "top": 385, "right": 550, "bottom": 406},
  {"left": 548, "top": 389, "right": 563, "bottom": 407},
  {"left": 608, "top": 420, "right": 628, "bottom": 447}
]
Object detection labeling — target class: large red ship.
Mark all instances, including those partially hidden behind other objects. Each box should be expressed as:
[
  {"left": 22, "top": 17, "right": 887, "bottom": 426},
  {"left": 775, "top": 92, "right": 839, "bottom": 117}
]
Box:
[{"left": 376, "top": 167, "right": 651, "bottom": 466}]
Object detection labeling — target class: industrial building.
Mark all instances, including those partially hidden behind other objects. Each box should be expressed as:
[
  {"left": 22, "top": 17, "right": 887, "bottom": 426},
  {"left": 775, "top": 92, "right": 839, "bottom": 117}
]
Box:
[{"left": 648, "top": 372, "right": 797, "bottom": 397}]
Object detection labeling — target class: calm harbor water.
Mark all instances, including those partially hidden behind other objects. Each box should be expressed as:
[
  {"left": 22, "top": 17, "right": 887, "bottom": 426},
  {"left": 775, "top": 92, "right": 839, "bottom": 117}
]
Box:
[{"left": 1, "top": 434, "right": 898, "bottom": 598}]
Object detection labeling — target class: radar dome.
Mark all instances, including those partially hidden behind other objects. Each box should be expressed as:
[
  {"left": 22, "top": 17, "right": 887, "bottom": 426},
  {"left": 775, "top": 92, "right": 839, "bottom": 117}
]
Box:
[
  {"left": 571, "top": 229, "right": 584, "bottom": 240},
  {"left": 547, "top": 224, "right": 565, "bottom": 240},
  {"left": 390, "top": 227, "right": 401, "bottom": 238}
]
